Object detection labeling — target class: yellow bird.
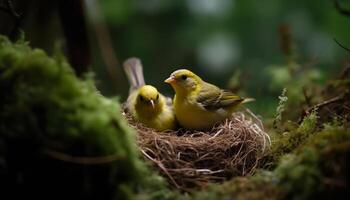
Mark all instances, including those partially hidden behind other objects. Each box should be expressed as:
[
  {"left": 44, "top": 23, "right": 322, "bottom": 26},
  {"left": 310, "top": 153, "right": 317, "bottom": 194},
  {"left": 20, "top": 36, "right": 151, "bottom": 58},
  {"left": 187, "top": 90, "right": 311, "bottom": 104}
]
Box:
[
  {"left": 123, "top": 57, "right": 176, "bottom": 131},
  {"left": 165, "top": 69, "right": 253, "bottom": 130}
]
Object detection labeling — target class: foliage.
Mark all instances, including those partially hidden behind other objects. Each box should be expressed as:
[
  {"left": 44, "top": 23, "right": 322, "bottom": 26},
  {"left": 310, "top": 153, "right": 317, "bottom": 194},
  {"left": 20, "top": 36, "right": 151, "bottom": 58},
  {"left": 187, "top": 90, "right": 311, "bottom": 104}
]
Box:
[
  {"left": 264, "top": 56, "right": 323, "bottom": 119},
  {"left": 0, "top": 36, "right": 168, "bottom": 200},
  {"left": 297, "top": 109, "right": 318, "bottom": 134},
  {"left": 274, "top": 126, "right": 350, "bottom": 200},
  {"left": 273, "top": 88, "right": 288, "bottom": 130},
  {"left": 263, "top": 109, "right": 318, "bottom": 168},
  {"left": 274, "top": 151, "right": 321, "bottom": 200}
]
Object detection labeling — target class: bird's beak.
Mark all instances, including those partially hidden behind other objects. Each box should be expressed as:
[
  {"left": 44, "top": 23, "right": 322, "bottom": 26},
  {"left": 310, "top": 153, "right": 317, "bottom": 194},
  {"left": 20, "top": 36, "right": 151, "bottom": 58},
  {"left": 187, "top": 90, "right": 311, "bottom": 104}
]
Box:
[
  {"left": 165, "top": 76, "right": 176, "bottom": 84},
  {"left": 150, "top": 100, "right": 155, "bottom": 109}
]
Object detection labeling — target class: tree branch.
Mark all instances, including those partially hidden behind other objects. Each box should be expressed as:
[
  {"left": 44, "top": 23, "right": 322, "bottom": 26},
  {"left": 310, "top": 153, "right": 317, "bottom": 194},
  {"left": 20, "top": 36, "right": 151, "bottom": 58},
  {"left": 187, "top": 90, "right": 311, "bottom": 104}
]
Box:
[
  {"left": 333, "top": 0, "right": 350, "bottom": 16},
  {"left": 0, "top": 0, "right": 22, "bottom": 39},
  {"left": 334, "top": 38, "right": 350, "bottom": 52},
  {"left": 58, "top": 0, "right": 91, "bottom": 76},
  {"left": 84, "top": 0, "right": 121, "bottom": 90}
]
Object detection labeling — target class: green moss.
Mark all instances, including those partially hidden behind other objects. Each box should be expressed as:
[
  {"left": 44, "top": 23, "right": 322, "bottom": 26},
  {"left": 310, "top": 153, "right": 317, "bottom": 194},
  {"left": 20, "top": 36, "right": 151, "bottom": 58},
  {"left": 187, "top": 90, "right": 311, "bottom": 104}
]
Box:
[
  {"left": 274, "top": 151, "right": 321, "bottom": 200},
  {"left": 273, "top": 127, "right": 350, "bottom": 200},
  {"left": 263, "top": 110, "right": 318, "bottom": 167},
  {"left": 0, "top": 36, "right": 165, "bottom": 199},
  {"left": 297, "top": 109, "right": 318, "bottom": 134},
  {"left": 187, "top": 171, "right": 282, "bottom": 200}
]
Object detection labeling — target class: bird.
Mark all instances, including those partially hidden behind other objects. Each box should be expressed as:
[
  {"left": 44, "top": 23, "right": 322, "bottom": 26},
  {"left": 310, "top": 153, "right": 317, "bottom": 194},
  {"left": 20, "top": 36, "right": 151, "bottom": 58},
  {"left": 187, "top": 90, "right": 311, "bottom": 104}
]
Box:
[
  {"left": 123, "top": 57, "right": 176, "bottom": 131},
  {"left": 165, "top": 69, "right": 253, "bottom": 130}
]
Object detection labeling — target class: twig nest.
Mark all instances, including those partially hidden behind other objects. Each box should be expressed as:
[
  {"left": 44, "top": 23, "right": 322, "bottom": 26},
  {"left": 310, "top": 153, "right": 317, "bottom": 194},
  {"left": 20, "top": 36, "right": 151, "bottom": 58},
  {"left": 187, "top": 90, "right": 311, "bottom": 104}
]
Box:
[{"left": 124, "top": 109, "right": 270, "bottom": 191}]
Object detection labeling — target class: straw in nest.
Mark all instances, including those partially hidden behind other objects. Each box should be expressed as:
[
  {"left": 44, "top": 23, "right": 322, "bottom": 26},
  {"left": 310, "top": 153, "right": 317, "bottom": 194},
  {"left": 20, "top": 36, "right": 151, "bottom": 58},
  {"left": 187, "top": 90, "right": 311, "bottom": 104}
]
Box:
[{"left": 124, "top": 109, "right": 270, "bottom": 191}]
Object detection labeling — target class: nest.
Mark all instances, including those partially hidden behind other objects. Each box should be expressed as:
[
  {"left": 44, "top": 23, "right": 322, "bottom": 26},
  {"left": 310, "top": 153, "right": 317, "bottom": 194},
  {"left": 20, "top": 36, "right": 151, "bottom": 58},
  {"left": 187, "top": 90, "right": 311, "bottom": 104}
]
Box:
[{"left": 124, "top": 109, "right": 270, "bottom": 191}]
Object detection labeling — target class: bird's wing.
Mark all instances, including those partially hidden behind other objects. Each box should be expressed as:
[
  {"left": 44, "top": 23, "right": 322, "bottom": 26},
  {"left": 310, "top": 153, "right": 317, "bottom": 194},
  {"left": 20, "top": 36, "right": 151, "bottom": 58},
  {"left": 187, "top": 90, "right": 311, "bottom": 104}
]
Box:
[
  {"left": 196, "top": 83, "right": 244, "bottom": 110},
  {"left": 123, "top": 57, "right": 145, "bottom": 92}
]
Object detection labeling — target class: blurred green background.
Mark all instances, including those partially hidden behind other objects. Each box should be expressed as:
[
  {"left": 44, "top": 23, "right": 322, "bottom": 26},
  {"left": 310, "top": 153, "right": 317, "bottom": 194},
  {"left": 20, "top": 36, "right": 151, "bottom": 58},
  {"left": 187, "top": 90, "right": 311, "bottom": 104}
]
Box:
[
  {"left": 3, "top": 0, "right": 350, "bottom": 118},
  {"left": 95, "top": 0, "right": 350, "bottom": 117}
]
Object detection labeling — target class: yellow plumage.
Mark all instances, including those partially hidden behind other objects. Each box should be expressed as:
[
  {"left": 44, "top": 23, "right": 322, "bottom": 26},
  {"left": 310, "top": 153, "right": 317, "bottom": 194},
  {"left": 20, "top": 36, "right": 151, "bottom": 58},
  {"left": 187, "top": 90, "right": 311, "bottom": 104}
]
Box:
[
  {"left": 165, "top": 69, "right": 253, "bottom": 130},
  {"left": 124, "top": 58, "right": 176, "bottom": 131}
]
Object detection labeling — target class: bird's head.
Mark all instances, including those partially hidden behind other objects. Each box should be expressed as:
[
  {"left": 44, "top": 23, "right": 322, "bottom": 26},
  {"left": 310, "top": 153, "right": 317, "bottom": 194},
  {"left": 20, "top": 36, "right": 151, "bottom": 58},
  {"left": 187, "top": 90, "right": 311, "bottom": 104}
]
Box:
[
  {"left": 165, "top": 69, "right": 202, "bottom": 95},
  {"left": 136, "top": 85, "right": 161, "bottom": 110}
]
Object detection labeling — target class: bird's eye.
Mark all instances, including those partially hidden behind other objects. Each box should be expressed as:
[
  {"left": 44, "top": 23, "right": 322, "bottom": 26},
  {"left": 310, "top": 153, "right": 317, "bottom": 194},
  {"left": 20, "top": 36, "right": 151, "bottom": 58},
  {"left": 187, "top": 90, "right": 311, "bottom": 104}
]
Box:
[
  {"left": 181, "top": 75, "right": 187, "bottom": 80},
  {"left": 156, "top": 94, "right": 159, "bottom": 100},
  {"left": 139, "top": 96, "right": 145, "bottom": 101}
]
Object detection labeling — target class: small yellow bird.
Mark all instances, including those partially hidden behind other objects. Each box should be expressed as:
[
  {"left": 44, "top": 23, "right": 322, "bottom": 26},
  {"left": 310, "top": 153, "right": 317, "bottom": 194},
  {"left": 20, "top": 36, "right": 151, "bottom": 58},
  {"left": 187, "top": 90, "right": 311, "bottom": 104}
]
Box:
[
  {"left": 124, "top": 57, "right": 176, "bottom": 131},
  {"left": 165, "top": 69, "right": 253, "bottom": 130}
]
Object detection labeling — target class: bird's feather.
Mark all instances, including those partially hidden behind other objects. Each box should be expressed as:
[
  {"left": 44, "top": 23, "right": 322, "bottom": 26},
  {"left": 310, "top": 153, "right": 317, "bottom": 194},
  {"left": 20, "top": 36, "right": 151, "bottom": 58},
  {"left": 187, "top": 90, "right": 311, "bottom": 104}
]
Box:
[
  {"left": 196, "top": 83, "right": 243, "bottom": 110},
  {"left": 123, "top": 57, "right": 145, "bottom": 92}
]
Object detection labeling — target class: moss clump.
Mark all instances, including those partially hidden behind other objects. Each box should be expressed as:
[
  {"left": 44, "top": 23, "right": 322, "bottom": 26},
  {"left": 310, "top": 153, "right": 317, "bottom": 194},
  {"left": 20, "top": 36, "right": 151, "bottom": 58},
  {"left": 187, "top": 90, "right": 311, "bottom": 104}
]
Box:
[
  {"left": 262, "top": 110, "right": 318, "bottom": 168},
  {"left": 189, "top": 175, "right": 282, "bottom": 200},
  {"left": 274, "top": 126, "right": 350, "bottom": 200},
  {"left": 0, "top": 36, "right": 152, "bottom": 199},
  {"left": 296, "top": 109, "right": 318, "bottom": 134},
  {"left": 274, "top": 150, "right": 321, "bottom": 200}
]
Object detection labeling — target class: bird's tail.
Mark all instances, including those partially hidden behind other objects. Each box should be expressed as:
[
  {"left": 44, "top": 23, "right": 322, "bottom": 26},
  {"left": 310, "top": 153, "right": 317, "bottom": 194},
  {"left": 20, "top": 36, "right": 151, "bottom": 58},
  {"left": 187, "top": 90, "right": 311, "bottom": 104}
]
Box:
[
  {"left": 242, "top": 98, "right": 255, "bottom": 104},
  {"left": 123, "top": 57, "right": 145, "bottom": 92}
]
